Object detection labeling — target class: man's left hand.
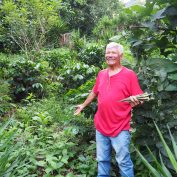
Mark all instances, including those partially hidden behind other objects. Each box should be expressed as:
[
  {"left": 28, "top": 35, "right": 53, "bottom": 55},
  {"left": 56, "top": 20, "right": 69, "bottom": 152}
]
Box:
[{"left": 129, "top": 96, "right": 143, "bottom": 107}]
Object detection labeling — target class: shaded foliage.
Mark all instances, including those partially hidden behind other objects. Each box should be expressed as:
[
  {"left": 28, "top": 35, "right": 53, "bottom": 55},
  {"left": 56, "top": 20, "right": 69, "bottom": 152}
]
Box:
[{"left": 9, "top": 58, "right": 50, "bottom": 101}]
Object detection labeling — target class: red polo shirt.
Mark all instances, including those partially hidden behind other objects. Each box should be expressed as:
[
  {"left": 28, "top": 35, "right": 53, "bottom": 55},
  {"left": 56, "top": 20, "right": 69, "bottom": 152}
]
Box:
[{"left": 92, "top": 67, "right": 143, "bottom": 137}]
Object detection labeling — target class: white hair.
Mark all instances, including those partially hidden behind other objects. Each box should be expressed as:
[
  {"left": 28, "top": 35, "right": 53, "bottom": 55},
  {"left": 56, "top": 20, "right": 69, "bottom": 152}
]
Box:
[{"left": 106, "top": 42, "right": 124, "bottom": 55}]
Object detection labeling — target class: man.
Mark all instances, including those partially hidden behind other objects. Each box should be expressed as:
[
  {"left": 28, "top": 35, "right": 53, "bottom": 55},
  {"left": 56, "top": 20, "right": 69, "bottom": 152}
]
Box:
[{"left": 74, "top": 42, "right": 143, "bottom": 177}]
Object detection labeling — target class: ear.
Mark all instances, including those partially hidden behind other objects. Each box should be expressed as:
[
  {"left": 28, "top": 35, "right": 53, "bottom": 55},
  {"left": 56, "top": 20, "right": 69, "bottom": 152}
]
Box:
[{"left": 120, "top": 53, "right": 123, "bottom": 59}]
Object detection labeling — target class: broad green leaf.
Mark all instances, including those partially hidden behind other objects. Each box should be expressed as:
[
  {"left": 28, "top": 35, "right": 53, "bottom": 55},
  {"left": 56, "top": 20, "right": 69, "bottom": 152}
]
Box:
[
  {"left": 36, "top": 161, "right": 46, "bottom": 167},
  {"left": 164, "top": 6, "right": 177, "bottom": 16},
  {"left": 168, "top": 74, "right": 177, "bottom": 81},
  {"left": 45, "top": 167, "right": 53, "bottom": 174},
  {"left": 147, "top": 58, "right": 177, "bottom": 72},
  {"left": 165, "top": 84, "right": 177, "bottom": 91},
  {"left": 152, "top": 8, "right": 166, "bottom": 21},
  {"left": 61, "top": 156, "right": 68, "bottom": 164},
  {"left": 155, "top": 69, "right": 167, "bottom": 82}
]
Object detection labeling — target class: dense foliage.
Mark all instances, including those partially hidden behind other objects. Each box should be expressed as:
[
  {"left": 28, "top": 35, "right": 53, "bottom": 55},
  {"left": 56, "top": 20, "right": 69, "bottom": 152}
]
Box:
[{"left": 0, "top": 0, "right": 176, "bottom": 176}]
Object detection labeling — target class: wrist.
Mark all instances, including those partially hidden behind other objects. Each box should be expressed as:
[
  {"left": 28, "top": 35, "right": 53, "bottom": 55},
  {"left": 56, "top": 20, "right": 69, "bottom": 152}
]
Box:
[{"left": 82, "top": 103, "right": 87, "bottom": 108}]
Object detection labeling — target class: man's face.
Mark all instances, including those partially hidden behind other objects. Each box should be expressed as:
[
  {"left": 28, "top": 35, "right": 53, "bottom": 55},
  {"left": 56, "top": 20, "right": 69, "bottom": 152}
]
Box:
[{"left": 105, "top": 47, "right": 122, "bottom": 66}]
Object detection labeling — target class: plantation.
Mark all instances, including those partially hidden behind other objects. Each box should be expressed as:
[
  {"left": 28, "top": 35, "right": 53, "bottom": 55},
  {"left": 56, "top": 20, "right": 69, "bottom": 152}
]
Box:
[{"left": 0, "top": 0, "right": 177, "bottom": 176}]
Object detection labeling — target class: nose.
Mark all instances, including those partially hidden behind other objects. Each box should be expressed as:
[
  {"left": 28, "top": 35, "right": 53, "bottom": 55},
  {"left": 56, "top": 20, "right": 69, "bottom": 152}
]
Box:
[{"left": 106, "top": 53, "right": 114, "bottom": 59}]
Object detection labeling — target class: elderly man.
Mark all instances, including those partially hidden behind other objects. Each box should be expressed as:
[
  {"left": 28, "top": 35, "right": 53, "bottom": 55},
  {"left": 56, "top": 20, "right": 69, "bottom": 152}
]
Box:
[{"left": 74, "top": 42, "right": 143, "bottom": 177}]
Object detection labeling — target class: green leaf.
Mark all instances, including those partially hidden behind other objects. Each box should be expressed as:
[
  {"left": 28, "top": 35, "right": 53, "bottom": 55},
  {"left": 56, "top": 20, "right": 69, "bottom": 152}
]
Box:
[
  {"left": 152, "top": 8, "right": 166, "bottom": 21},
  {"left": 164, "top": 6, "right": 177, "bottom": 16},
  {"left": 147, "top": 58, "right": 177, "bottom": 73},
  {"left": 168, "top": 125, "right": 177, "bottom": 160},
  {"left": 159, "top": 153, "right": 172, "bottom": 177},
  {"left": 155, "top": 69, "right": 167, "bottom": 82},
  {"left": 129, "top": 4, "right": 146, "bottom": 13},
  {"left": 133, "top": 147, "right": 162, "bottom": 177},
  {"left": 61, "top": 156, "right": 68, "bottom": 164},
  {"left": 154, "top": 122, "right": 177, "bottom": 173},
  {"left": 45, "top": 167, "right": 53, "bottom": 174},
  {"left": 46, "top": 154, "right": 58, "bottom": 162},
  {"left": 168, "top": 74, "right": 177, "bottom": 81},
  {"left": 165, "top": 84, "right": 177, "bottom": 91},
  {"left": 132, "top": 40, "right": 143, "bottom": 47},
  {"left": 146, "top": 146, "right": 170, "bottom": 177},
  {"left": 109, "top": 35, "right": 122, "bottom": 42},
  {"left": 36, "top": 161, "right": 46, "bottom": 167}
]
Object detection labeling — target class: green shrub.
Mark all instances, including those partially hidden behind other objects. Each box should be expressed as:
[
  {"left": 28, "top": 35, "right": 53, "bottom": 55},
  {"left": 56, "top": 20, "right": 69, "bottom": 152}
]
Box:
[
  {"left": 132, "top": 58, "right": 177, "bottom": 170},
  {"left": 65, "top": 79, "right": 97, "bottom": 118},
  {"left": 0, "top": 80, "right": 12, "bottom": 117},
  {"left": 93, "top": 15, "right": 119, "bottom": 42},
  {"left": 0, "top": 0, "right": 64, "bottom": 53},
  {"left": 10, "top": 100, "right": 96, "bottom": 176},
  {"left": 0, "top": 53, "right": 11, "bottom": 79},
  {"left": 58, "top": 60, "right": 99, "bottom": 92},
  {"left": 16, "top": 97, "right": 74, "bottom": 126},
  {"left": 41, "top": 48, "right": 77, "bottom": 70},
  {"left": 9, "top": 57, "right": 50, "bottom": 101},
  {"left": 70, "top": 30, "right": 87, "bottom": 52},
  {"left": 78, "top": 42, "right": 105, "bottom": 68}
]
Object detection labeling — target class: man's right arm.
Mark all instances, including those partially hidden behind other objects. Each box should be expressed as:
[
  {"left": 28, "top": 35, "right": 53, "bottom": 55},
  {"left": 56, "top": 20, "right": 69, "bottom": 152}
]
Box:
[{"left": 74, "top": 91, "right": 97, "bottom": 115}]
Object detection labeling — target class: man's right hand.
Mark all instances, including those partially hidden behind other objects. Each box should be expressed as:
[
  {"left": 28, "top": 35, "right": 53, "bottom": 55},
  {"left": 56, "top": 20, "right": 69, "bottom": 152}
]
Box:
[
  {"left": 74, "top": 104, "right": 85, "bottom": 115},
  {"left": 73, "top": 91, "right": 97, "bottom": 116}
]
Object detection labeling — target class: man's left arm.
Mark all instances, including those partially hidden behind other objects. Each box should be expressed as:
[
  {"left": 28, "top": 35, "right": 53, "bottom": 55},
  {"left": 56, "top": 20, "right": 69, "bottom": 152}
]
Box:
[{"left": 129, "top": 71, "right": 144, "bottom": 107}]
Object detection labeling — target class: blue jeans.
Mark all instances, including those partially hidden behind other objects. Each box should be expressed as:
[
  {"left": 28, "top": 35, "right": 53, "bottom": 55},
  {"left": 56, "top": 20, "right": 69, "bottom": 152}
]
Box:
[{"left": 96, "top": 130, "right": 134, "bottom": 177}]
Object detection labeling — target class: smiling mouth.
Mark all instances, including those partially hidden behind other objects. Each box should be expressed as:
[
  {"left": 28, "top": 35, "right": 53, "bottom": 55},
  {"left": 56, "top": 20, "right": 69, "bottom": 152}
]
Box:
[
  {"left": 106, "top": 59, "right": 115, "bottom": 64},
  {"left": 106, "top": 58, "right": 115, "bottom": 60}
]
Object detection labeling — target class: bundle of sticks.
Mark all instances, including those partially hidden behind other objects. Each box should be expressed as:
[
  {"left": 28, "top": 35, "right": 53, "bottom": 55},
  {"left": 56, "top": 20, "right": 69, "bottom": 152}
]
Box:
[{"left": 118, "top": 92, "right": 154, "bottom": 102}]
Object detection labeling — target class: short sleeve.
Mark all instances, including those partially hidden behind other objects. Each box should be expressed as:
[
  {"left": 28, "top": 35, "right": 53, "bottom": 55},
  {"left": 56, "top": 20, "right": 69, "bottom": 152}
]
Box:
[
  {"left": 92, "top": 72, "right": 100, "bottom": 95},
  {"left": 130, "top": 71, "right": 143, "bottom": 96}
]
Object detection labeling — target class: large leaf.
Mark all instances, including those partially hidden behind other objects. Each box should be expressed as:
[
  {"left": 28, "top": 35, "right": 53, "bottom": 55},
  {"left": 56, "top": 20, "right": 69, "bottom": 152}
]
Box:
[
  {"left": 168, "top": 74, "right": 177, "bottom": 81},
  {"left": 147, "top": 58, "right": 177, "bottom": 73},
  {"left": 165, "top": 84, "right": 177, "bottom": 91},
  {"left": 155, "top": 69, "right": 167, "bottom": 82},
  {"left": 164, "top": 6, "right": 177, "bottom": 16},
  {"left": 151, "top": 8, "right": 166, "bottom": 21}
]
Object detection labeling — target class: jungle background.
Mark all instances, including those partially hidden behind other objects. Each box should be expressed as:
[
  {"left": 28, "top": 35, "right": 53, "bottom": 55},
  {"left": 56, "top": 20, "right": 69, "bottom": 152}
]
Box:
[{"left": 0, "top": 0, "right": 177, "bottom": 176}]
